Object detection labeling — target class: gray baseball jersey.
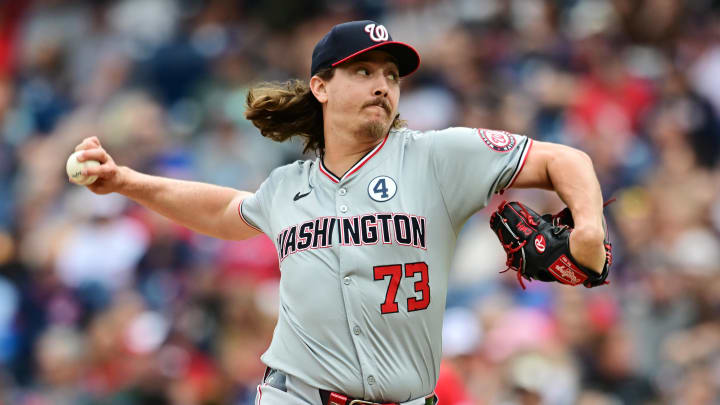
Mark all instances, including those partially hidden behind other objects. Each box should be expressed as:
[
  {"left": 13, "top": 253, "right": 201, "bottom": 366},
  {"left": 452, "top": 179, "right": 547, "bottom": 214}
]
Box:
[{"left": 240, "top": 126, "right": 532, "bottom": 401}]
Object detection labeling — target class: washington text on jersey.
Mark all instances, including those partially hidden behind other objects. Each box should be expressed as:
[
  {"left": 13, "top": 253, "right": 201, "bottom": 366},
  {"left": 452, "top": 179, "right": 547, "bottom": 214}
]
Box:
[{"left": 276, "top": 213, "right": 427, "bottom": 262}]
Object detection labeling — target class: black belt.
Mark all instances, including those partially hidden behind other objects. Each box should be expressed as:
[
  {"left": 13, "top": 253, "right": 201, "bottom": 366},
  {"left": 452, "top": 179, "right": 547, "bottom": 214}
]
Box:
[
  {"left": 263, "top": 368, "right": 436, "bottom": 405},
  {"left": 319, "top": 389, "right": 436, "bottom": 405}
]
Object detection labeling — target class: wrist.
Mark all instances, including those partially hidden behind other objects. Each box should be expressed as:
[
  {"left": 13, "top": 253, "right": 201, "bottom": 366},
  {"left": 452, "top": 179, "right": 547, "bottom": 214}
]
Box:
[
  {"left": 116, "top": 166, "right": 135, "bottom": 195},
  {"left": 572, "top": 223, "right": 605, "bottom": 241},
  {"left": 569, "top": 227, "right": 606, "bottom": 274}
]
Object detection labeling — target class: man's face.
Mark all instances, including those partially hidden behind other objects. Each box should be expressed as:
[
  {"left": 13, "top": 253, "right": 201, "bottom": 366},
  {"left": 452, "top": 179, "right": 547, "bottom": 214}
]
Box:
[{"left": 321, "top": 50, "right": 401, "bottom": 141}]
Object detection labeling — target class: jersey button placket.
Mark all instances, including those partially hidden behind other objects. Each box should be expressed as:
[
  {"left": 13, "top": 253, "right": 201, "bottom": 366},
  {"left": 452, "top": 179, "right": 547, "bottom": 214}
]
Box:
[
  {"left": 335, "top": 181, "right": 375, "bottom": 394},
  {"left": 336, "top": 182, "right": 349, "bottom": 214}
]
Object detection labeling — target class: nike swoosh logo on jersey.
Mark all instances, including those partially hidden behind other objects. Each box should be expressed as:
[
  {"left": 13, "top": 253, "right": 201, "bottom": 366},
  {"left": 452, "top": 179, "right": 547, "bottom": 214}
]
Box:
[{"left": 293, "top": 190, "right": 312, "bottom": 201}]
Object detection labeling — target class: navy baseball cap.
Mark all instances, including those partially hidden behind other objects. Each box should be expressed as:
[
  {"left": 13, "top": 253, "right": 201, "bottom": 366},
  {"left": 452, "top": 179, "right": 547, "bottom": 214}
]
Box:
[{"left": 311, "top": 20, "right": 420, "bottom": 77}]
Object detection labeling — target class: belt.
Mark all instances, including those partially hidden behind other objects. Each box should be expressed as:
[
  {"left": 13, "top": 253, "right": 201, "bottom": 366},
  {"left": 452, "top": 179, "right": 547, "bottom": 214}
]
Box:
[
  {"left": 262, "top": 368, "right": 436, "bottom": 405},
  {"left": 319, "top": 389, "right": 436, "bottom": 405}
]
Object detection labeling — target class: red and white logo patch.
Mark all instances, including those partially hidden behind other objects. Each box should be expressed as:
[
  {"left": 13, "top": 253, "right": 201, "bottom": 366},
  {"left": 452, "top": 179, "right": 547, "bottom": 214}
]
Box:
[
  {"left": 534, "top": 234, "right": 546, "bottom": 253},
  {"left": 364, "top": 23, "right": 389, "bottom": 42},
  {"left": 548, "top": 255, "right": 588, "bottom": 286},
  {"left": 478, "top": 129, "right": 517, "bottom": 152}
]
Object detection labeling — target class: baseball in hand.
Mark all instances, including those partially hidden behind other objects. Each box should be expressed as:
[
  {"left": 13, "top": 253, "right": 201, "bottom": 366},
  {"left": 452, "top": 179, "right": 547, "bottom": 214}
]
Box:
[{"left": 66, "top": 151, "right": 100, "bottom": 185}]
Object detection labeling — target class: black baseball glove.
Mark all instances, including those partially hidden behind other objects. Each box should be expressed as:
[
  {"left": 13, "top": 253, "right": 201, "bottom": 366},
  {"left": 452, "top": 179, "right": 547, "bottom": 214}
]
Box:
[{"left": 489, "top": 200, "right": 612, "bottom": 289}]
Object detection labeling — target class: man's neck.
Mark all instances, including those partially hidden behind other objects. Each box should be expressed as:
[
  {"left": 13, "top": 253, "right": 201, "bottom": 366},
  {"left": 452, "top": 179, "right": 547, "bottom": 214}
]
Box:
[{"left": 322, "top": 126, "right": 385, "bottom": 179}]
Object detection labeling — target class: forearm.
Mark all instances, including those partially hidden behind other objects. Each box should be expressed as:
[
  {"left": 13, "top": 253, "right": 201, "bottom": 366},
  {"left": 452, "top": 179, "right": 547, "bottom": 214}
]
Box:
[
  {"left": 546, "top": 148, "right": 606, "bottom": 272},
  {"left": 117, "top": 166, "right": 253, "bottom": 240},
  {"left": 546, "top": 148, "right": 604, "bottom": 231}
]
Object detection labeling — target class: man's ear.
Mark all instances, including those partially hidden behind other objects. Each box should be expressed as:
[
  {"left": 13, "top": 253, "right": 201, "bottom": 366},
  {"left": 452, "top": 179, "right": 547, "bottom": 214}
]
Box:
[{"left": 310, "top": 76, "right": 328, "bottom": 104}]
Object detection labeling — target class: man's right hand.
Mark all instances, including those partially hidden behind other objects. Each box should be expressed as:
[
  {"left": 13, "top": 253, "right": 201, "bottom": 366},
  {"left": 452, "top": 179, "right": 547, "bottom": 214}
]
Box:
[
  {"left": 71, "top": 136, "right": 125, "bottom": 195},
  {"left": 70, "top": 136, "right": 260, "bottom": 240}
]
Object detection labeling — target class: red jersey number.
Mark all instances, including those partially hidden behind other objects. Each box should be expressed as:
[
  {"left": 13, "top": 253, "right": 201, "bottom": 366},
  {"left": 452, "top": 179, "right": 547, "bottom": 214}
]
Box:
[{"left": 373, "top": 262, "right": 430, "bottom": 314}]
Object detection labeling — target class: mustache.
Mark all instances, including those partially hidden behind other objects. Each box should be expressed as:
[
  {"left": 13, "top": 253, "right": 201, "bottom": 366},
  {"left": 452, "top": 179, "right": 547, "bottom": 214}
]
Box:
[{"left": 362, "top": 98, "right": 391, "bottom": 115}]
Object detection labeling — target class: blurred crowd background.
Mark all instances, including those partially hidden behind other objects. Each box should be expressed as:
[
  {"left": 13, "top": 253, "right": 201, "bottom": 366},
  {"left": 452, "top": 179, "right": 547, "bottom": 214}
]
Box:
[{"left": 1, "top": 0, "right": 719, "bottom": 404}]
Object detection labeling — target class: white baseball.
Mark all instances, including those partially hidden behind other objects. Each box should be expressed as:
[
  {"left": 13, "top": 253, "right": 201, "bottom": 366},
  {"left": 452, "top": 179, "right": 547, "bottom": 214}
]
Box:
[{"left": 66, "top": 151, "right": 100, "bottom": 185}]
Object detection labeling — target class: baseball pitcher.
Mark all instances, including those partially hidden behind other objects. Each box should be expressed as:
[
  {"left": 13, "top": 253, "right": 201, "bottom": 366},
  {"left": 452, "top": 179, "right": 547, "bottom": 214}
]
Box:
[{"left": 70, "top": 20, "right": 610, "bottom": 405}]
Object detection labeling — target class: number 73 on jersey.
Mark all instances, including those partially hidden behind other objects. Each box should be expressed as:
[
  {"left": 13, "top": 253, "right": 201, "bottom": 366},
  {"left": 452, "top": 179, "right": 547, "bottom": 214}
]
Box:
[{"left": 373, "top": 262, "right": 430, "bottom": 314}]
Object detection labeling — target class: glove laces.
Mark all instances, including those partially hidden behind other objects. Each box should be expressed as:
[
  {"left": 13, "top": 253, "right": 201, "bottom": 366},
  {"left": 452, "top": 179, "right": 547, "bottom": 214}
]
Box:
[{"left": 499, "top": 240, "right": 528, "bottom": 290}]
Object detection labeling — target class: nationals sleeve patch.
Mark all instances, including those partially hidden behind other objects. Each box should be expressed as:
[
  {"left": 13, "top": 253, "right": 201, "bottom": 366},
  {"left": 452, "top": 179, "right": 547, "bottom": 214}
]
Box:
[{"left": 478, "top": 129, "right": 517, "bottom": 152}]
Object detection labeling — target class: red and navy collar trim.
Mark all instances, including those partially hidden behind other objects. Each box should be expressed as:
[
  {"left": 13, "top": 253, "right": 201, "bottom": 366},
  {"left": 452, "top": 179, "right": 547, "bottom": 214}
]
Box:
[{"left": 319, "top": 134, "right": 388, "bottom": 183}]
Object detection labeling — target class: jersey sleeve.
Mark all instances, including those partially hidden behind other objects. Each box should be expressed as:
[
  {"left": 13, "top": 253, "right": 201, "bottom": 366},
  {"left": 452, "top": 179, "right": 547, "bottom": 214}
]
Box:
[
  {"left": 429, "top": 127, "right": 532, "bottom": 226},
  {"left": 238, "top": 172, "right": 277, "bottom": 236}
]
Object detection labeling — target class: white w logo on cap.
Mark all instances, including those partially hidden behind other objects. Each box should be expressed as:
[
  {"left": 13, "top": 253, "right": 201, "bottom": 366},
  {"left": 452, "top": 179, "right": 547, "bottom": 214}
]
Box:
[{"left": 364, "top": 23, "right": 389, "bottom": 42}]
